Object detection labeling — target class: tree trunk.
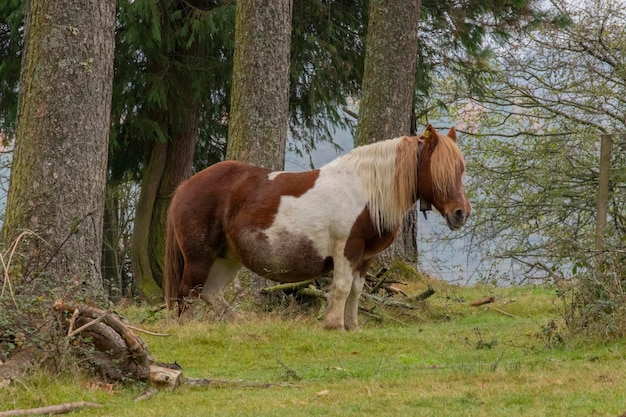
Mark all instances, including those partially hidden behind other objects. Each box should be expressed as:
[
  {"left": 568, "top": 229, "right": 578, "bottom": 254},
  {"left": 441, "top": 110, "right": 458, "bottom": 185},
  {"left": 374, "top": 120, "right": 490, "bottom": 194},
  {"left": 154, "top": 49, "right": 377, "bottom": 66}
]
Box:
[
  {"left": 225, "top": 0, "right": 292, "bottom": 293},
  {"left": 2, "top": 0, "right": 116, "bottom": 295},
  {"left": 131, "top": 78, "right": 202, "bottom": 303},
  {"left": 226, "top": 0, "right": 293, "bottom": 170},
  {"left": 131, "top": 141, "right": 167, "bottom": 302},
  {"left": 148, "top": 110, "right": 200, "bottom": 289},
  {"left": 356, "top": 0, "right": 421, "bottom": 262},
  {"left": 129, "top": 1, "right": 210, "bottom": 302}
]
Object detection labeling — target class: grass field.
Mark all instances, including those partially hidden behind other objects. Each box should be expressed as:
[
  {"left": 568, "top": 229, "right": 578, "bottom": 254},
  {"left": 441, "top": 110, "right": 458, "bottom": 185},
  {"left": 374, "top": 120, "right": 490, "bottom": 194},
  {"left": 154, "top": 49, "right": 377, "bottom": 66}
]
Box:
[{"left": 2, "top": 283, "right": 626, "bottom": 416}]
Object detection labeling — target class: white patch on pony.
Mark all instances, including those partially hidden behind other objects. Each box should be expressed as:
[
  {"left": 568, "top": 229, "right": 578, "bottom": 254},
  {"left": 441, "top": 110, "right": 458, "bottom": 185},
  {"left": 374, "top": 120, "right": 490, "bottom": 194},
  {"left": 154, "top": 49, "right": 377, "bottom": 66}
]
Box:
[
  {"left": 267, "top": 171, "right": 283, "bottom": 181},
  {"left": 326, "top": 137, "right": 408, "bottom": 234},
  {"left": 264, "top": 167, "right": 368, "bottom": 259}
]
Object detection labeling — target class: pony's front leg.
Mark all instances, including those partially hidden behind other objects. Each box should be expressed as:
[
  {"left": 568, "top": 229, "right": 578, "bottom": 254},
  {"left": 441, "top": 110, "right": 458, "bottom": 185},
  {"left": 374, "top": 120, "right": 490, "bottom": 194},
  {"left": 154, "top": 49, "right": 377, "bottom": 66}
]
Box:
[
  {"left": 343, "top": 273, "right": 364, "bottom": 331},
  {"left": 323, "top": 245, "right": 353, "bottom": 330}
]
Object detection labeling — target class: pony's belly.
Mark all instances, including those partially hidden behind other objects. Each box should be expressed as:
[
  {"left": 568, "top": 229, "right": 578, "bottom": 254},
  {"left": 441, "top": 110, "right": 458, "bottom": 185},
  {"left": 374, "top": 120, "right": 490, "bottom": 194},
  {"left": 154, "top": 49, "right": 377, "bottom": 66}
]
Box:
[{"left": 231, "top": 229, "right": 333, "bottom": 283}]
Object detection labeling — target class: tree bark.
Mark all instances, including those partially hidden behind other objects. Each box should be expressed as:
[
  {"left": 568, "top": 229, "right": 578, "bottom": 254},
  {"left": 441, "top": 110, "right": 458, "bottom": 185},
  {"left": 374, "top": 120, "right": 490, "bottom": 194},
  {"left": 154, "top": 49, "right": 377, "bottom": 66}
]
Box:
[
  {"left": 131, "top": 83, "right": 202, "bottom": 303},
  {"left": 131, "top": 141, "right": 167, "bottom": 302},
  {"left": 130, "top": 2, "right": 207, "bottom": 302},
  {"left": 148, "top": 110, "right": 200, "bottom": 289},
  {"left": 356, "top": 0, "right": 421, "bottom": 262},
  {"left": 1, "top": 0, "right": 116, "bottom": 294},
  {"left": 226, "top": 0, "right": 293, "bottom": 170}
]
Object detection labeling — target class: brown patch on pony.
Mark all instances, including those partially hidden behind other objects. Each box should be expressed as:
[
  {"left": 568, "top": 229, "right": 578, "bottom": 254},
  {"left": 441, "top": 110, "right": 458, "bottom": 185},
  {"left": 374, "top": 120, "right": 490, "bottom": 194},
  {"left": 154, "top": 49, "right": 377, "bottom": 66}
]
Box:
[
  {"left": 231, "top": 227, "right": 332, "bottom": 283},
  {"left": 344, "top": 207, "right": 398, "bottom": 272},
  {"left": 164, "top": 161, "right": 321, "bottom": 307},
  {"left": 225, "top": 165, "right": 321, "bottom": 231}
]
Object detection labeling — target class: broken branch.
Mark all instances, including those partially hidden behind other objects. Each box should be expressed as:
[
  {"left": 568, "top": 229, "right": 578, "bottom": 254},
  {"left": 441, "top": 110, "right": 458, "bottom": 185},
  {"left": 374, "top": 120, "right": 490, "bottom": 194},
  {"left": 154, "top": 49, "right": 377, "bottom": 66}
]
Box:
[
  {"left": 184, "top": 377, "right": 293, "bottom": 389},
  {"left": 262, "top": 280, "right": 315, "bottom": 294},
  {"left": 414, "top": 285, "right": 435, "bottom": 301},
  {"left": 469, "top": 296, "right": 495, "bottom": 307},
  {"left": 361, "top": 293, "right": 417, "bottom": 309},
  {"left": 0, "top": 402, "right": 102, "bottom": 417}
]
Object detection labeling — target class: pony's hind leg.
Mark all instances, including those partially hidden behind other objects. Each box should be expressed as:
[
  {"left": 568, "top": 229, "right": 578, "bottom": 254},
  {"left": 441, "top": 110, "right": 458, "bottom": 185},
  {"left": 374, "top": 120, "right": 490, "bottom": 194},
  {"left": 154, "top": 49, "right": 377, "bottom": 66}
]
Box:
[
  {"left": 200, "top": 258, "right": 242, "bottom": 321},
  {"left": 178, "top": 255, "right": 216, "bottom": 319}
]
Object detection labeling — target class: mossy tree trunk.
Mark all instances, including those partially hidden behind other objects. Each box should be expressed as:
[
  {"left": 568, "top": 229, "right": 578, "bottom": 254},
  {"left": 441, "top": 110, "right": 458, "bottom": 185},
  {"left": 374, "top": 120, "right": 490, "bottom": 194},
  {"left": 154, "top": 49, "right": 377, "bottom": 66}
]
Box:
[
  {"left": 226, "top": 0, "right": 293, "bottom": 170},
  {"left": 356, "top": 0, "right": 421, "bottom": 262},
  {"left": 130, "top": 20, "right": 205, "bottom": 303},
  {"left": 2, "top": 0, "right": 116, "bottom": 296}
]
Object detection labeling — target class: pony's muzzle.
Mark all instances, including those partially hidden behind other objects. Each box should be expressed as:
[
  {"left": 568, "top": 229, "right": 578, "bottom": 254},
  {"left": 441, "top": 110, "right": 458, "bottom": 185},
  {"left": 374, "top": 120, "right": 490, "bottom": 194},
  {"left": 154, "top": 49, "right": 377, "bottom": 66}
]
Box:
[{"left": 445, "top": 208, "right": 470, "bottom": 230}]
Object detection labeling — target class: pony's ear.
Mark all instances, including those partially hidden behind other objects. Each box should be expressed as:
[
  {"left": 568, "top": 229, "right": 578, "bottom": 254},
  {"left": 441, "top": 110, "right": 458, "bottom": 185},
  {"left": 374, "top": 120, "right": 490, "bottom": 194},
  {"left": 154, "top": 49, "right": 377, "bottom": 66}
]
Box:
[
  {"left": 447, "top": 126, "right": 457, "bottom": 142},
  {"left": 423, "top": 124, "right": 438, "bottom": 145}
]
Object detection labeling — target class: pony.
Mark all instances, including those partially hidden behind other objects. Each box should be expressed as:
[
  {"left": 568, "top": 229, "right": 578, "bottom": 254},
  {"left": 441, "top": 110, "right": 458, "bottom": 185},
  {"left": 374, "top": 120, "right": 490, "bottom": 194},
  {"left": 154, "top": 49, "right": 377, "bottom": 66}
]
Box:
[{"left": 164, "top": 124, "right": 471, "bottom": 330}]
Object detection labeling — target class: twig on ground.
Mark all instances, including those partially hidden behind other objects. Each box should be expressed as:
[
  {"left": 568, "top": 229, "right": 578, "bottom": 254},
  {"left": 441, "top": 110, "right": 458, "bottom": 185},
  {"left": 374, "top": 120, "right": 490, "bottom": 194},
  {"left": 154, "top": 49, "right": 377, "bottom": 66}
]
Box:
[
  {"left": 184, "top": 377, "right": 294, "bottom": 389},
  {"left": 125, "top": 325, "right": 169, "bottom": 337},
  {"left": 489, "top": 307, "right": 520, "bottom": 318},
  {"left": 134, "top": 388, "right": 159, "bottom": 402}
]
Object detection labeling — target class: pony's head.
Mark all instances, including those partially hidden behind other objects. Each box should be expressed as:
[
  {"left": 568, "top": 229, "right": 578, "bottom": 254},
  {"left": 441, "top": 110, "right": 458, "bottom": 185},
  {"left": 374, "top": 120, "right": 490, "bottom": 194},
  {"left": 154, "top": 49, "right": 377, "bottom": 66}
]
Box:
[{"left": 417, "top": 124, "right": 471, "bottom": 230}]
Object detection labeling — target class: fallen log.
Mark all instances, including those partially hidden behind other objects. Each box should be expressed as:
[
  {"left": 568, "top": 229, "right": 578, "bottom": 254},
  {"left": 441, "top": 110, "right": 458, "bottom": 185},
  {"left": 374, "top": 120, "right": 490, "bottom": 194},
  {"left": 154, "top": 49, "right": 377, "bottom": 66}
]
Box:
[
  {"left": 0, "top": 402, "right": 102, "bottom": 417},
  {"left": 149, "top": 365, "right": 183, "bottom": 389},
  {"left": 469, "top": 296, "right": 495, "bottom": 307},
  {"left": 368, "top": 268, "right": 389, "bottom": 293},
  {"left": 297, "top": 287, "right": 326, "bottom": 299},
  {"left": 414, "top": 285, "right": 435, "bottom": 301},
  {"left": 261, "top": 280, "right": 315, "bottom": 294},
  {"left": 361, "top": 293, "right": 417, "bottom": 309}
]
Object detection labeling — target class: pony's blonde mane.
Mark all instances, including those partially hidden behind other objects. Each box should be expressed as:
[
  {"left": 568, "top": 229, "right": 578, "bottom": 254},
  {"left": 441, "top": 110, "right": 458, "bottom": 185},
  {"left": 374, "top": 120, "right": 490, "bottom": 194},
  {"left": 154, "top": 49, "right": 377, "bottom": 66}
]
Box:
[
  {"left": 332, "top": 134, "right": 464, "bottom": 234},
  {"left": 429, "top": 133, "right": 465, "bottom": 200}
]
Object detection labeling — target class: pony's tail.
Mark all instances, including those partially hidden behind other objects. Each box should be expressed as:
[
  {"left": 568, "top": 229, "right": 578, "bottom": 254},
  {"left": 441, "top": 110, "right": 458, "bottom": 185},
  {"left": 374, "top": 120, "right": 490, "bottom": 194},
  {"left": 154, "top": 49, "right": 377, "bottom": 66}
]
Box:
[{"left": 164, "top": 212, "right": 183, "bottom": 310}]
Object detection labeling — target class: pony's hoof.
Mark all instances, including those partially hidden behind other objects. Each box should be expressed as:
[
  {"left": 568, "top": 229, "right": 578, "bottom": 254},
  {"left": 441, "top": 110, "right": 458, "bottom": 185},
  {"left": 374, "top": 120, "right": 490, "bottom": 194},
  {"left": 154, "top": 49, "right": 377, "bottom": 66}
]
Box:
[{"left": 323, "top": 319, "right": 345, "bottom": 331}]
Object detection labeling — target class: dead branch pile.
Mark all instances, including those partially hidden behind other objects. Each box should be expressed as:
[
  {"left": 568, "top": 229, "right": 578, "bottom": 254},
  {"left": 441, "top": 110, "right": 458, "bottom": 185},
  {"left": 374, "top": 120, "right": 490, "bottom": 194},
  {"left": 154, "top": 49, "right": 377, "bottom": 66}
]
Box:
[
  {"left": 0, "top": 302, "right": 181, "bottom": 389},
  {"left": 261, "top": 267, "right": 435, "bottom": 323}
]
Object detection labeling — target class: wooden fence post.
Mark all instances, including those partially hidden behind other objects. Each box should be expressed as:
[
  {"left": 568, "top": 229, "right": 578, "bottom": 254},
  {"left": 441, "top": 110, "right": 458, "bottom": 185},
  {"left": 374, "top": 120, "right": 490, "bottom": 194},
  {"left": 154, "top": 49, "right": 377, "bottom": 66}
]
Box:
[{"left": 594, "top": 134, "right": 612, "bottom": 253}]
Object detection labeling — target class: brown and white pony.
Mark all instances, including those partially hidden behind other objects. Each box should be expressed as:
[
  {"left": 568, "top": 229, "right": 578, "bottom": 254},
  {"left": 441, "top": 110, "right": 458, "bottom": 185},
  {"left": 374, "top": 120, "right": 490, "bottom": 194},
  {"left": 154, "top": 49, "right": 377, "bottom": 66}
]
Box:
[{"left": 164, "top": 124, "right": 470, "bottom": 330}]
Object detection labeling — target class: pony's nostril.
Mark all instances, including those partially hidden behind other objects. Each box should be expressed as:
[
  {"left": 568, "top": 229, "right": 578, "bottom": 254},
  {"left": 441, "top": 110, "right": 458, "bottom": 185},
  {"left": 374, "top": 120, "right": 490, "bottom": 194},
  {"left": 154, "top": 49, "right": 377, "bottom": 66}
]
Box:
[{"left": 455, "top": 209, "right": 464, "bottom": 220}]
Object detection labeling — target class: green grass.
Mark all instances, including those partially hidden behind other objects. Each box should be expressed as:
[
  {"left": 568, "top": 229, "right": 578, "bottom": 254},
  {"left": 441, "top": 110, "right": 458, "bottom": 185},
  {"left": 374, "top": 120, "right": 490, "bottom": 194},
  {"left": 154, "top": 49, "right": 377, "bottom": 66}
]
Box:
[{"left": 2, "top": 284, "right": 626, "bottom": 416}]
